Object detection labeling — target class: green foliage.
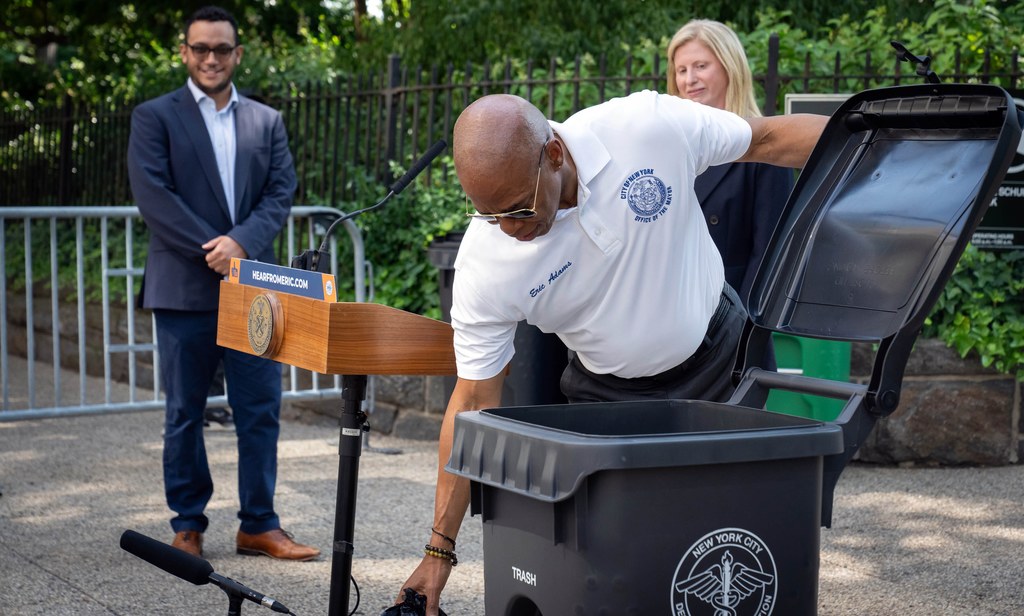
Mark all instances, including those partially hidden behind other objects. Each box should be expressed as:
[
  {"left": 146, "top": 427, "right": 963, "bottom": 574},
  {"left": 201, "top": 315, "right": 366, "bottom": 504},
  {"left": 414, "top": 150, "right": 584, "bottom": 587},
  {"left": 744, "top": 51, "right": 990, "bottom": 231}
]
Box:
[
  {"left": 729, "top": 1, "right": 1024, "bottom": 113},
  {"left": 923, "top": 246, "right": 1024, "bottom": 381},
  {"left": 1, "top": 1, "right": 358, "bottom": 110},
  {"left": 364, "top": 163, "right": 466, "bottom": 319},
  {"left": 393, "top": 0, "right": 939, "bottom": 71},
  {"left": 0, "top": 0, "right": 959, "bottom": 111},
  {"left": 397, "top": 1, "right": 682, "bottom": 69}
]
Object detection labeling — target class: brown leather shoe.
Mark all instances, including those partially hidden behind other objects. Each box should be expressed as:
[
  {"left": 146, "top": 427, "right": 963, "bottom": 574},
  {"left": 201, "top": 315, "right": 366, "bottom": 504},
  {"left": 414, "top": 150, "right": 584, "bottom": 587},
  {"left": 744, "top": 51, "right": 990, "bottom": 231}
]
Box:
[
  {"left": 236, "top": 528, "right": 320, "bottom": 561},
  {"left": 171, "top": 530, "right": 203, "bottom": 557}
]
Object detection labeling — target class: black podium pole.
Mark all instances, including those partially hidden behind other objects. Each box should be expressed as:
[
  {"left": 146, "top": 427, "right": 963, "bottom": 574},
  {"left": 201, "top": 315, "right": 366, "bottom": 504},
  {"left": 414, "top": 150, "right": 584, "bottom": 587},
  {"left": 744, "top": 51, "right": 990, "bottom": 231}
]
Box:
[{"left": 327, "top": 374, "right": 368, "bottom": 616}]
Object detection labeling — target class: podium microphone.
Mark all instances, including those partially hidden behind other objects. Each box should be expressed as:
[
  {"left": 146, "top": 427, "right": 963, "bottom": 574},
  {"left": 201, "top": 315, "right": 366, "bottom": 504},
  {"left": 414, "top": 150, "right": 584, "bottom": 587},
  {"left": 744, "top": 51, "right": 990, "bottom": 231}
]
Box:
[
  {"left": 291, "top": 139, "right": 448, "bottom": 273},
  {"left": 120, "top": 529, "right": 294, "bottom": 614}
]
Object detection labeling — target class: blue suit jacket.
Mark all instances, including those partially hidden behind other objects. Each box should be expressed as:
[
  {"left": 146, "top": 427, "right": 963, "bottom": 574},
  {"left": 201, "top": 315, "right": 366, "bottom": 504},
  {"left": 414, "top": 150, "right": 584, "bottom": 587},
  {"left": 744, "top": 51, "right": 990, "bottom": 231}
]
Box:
[
  {"left": 695, "top": 161, "right": 793, "bottom": 304},
  {"left": 127, "top": 86, "right": 296, "bottom": 311}
]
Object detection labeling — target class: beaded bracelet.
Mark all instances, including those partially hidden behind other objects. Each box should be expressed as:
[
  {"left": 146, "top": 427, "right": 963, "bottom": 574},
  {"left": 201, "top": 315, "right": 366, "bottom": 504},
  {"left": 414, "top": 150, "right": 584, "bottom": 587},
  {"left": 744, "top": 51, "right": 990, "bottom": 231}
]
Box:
[
  {"left": 431, "top": 527, "right": 456, "bottom": 549},
  {"left": 424, "top": 544, "right": 458, "bottom": 567}
]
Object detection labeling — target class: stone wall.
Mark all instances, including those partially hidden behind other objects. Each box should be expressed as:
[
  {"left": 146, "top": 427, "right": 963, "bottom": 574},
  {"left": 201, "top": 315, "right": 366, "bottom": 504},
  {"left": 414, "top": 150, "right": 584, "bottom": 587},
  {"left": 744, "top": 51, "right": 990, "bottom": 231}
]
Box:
[
  {"left": 851, "top": 339, "right": 1021, "bottom": 466},
  {"left": 291, "top": 374, "right": 449, "bottom": 441},
  {"left": 5, "top": 292, "right": 157, "bottom": 389}
]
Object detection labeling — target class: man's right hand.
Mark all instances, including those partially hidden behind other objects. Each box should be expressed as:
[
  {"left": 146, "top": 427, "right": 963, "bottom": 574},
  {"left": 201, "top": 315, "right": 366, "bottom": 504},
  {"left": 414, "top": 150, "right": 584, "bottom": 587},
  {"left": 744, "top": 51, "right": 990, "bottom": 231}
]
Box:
[
  {"left": 396, "top": 555, "right": 453, "bottom": 616},
  {"left": 202, "top": 234, "right": 246, "bottom": 276}
]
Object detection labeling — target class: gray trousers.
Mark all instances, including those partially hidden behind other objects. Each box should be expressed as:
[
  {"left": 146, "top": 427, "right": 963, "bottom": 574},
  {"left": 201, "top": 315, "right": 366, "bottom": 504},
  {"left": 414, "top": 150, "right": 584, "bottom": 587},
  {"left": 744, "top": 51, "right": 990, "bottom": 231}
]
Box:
[{"left": 559, "top": 284, "right": 746, "bottom": 404}]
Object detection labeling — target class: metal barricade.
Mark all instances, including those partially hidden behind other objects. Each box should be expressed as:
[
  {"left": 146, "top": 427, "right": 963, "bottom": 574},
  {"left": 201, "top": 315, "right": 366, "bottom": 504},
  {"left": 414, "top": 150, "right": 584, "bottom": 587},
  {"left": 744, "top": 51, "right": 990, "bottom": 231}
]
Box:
[{"left": 1, "top": 205, "right": 366, "bottom": 421}]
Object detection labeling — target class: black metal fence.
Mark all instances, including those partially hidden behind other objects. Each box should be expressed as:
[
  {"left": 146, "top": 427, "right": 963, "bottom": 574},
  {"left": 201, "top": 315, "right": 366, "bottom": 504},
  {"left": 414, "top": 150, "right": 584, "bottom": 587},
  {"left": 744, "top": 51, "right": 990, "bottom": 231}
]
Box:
[{"left": 3, "top": 37, "right": 1022, "bottom": 208}]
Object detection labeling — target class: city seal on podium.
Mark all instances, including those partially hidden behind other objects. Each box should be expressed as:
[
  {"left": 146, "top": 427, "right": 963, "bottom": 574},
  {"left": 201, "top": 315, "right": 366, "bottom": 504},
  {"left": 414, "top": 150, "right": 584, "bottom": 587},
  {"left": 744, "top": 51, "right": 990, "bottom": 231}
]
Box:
[{"left": 247, "top": 293, "right": 284, "bottom": 357}]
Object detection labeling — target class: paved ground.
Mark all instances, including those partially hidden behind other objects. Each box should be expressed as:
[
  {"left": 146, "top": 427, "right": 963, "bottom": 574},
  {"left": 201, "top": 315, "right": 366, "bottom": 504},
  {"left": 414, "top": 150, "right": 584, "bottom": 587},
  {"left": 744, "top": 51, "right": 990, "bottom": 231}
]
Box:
[{"left": 1, "top": 357, "right": 1023, "bottom": 615}]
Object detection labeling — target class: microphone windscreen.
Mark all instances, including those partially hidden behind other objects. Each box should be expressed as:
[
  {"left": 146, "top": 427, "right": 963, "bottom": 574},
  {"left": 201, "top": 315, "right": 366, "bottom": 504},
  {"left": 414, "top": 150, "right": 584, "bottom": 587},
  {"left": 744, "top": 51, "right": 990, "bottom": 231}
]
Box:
[{"left": 120, "top": 529, "right": 212, "bottom": 586}]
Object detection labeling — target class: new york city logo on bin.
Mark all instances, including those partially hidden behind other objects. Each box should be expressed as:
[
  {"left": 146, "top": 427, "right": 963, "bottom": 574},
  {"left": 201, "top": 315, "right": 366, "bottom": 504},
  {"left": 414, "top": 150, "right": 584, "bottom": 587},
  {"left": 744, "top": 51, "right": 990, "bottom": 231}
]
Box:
[{"left": 671, "top": 527, "right": 777, "bottom": 616}]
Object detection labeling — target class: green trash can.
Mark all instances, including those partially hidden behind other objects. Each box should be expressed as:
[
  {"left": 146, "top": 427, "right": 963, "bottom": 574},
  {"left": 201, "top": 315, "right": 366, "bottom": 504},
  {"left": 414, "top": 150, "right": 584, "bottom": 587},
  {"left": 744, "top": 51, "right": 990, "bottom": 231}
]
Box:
[{"left": 766, "top": 334, "right": 851, "bottom": 421}]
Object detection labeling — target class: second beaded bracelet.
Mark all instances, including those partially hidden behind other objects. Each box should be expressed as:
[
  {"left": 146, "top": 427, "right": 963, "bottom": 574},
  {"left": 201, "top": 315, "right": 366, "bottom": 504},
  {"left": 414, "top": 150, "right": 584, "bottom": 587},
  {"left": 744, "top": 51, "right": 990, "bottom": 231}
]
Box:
[{"left": 424, "top": 544, "right": 459, "bottom": 567}]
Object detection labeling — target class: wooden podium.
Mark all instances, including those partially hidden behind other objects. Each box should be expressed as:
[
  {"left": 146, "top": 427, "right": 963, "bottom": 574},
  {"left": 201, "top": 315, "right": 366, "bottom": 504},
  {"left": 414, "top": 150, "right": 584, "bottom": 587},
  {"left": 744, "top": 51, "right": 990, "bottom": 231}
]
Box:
[
  {"left": 217, "top": 280, "right": 457, "bottom": 376},
  {"left": 217, "top": 277, "right": 457, "bottom": 615}
]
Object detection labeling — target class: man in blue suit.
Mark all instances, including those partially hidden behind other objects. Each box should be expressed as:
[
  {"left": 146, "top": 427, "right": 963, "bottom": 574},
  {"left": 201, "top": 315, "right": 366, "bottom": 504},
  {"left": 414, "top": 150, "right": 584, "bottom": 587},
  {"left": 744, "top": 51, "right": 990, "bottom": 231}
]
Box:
[{"left": 127, "top": 5, "right": 318, "bottom": 561}]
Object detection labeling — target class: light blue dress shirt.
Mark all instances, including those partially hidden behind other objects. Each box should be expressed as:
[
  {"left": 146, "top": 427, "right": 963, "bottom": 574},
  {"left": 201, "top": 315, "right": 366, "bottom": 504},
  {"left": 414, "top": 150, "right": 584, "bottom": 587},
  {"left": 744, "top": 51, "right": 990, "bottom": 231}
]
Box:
[{"left": 187, "top": 78, "right": 239, "bottom": 223}]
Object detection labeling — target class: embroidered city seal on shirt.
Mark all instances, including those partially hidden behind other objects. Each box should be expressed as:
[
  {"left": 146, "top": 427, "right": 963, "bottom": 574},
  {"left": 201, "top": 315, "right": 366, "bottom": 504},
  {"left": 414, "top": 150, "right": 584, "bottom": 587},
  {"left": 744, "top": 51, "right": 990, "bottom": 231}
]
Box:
[{"left": 620, "top": 168, "right": 673, "bottom": 223}]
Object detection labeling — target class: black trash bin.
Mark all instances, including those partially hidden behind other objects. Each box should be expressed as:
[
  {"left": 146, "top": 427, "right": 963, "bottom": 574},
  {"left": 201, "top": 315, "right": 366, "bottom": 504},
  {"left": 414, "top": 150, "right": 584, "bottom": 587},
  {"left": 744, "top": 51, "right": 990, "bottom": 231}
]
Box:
[
  {"left": 448, "top": 401, "right": 844, "bottom": 615},
  {"left": 427, "top": 232, "right": 568, "bottom": 407}
]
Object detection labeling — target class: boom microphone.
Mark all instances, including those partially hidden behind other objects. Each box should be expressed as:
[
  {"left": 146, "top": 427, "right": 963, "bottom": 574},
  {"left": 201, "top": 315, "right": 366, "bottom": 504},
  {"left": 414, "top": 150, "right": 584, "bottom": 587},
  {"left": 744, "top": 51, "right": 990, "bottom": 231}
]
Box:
[
  {"left": 291, "top": 140, "right": 448, "bottom": 273},
  {"left": 120, "top": 530, "right": 293, "bottom": 614},
  {"left": 120, "top": 529, "right": 212, "bottom": 586}
]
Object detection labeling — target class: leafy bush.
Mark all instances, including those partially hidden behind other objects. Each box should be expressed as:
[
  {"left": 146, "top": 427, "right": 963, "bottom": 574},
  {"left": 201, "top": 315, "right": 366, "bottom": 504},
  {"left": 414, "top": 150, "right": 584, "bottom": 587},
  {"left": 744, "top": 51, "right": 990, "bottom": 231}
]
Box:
[
  {"left": 923, "top": 246, "right": 1024, "bottom": 380},
  {"left": 735, "top": 0, "right": 1024, "bottom": 110}
]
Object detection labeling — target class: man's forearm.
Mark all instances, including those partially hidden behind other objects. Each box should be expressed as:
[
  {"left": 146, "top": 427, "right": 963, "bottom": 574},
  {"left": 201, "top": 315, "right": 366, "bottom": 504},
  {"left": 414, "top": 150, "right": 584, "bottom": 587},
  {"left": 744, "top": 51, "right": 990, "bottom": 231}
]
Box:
[
  {"left": 429, "top": 374, "right": 505, "bottom": 540},
  {"left": 431, "top": 394, "right": 473, "bottom": 540},
  {"left": 741, "top": 114, "right": 829, "bottom": 169},
  {"left": 432, "top": 468, "right": 472, "bottom": 540}
]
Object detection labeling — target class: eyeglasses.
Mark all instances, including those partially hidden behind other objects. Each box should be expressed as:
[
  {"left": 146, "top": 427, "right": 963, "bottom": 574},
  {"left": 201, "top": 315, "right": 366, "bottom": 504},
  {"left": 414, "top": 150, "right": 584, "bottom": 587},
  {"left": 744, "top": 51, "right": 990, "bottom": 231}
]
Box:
[
  {"left": 466, "top": 138, "right": 549, "bottom": 224},
  {"left": 185, "top": 43, "right": 237, "bottom": 60}
]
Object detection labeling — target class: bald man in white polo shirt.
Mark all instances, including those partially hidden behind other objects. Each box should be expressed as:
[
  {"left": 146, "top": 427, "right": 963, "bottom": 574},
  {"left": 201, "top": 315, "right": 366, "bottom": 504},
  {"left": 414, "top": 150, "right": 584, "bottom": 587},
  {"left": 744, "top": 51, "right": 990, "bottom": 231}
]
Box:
[{"left": 396, "top": 91, "right": 827, "bottom": 614}]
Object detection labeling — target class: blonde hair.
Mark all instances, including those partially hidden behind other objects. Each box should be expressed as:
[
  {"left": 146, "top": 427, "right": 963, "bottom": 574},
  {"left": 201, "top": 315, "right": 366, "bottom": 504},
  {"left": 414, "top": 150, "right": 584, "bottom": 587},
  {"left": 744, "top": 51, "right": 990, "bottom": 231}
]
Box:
[{"left": 666, "top": 19, "right": 762, "bottom": 118}]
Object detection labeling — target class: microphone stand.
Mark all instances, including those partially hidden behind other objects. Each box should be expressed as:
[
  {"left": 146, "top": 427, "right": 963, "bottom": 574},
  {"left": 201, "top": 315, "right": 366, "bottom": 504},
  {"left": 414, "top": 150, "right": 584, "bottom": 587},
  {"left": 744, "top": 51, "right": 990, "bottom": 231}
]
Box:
[
  {"left": 291, "top": 214, "right": 369, "bottom": 616},
  {"left": 294, "top": 217, "right": 370, "bottom": 616},
  {"left": 291, "top": 140, "right": 447, "bottom": 616}
]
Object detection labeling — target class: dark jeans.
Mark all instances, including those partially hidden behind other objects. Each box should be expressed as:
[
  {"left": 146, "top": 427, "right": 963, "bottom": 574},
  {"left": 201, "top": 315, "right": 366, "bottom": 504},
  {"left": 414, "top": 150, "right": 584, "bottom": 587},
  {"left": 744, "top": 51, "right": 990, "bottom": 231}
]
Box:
[
  {"left": 155, "top": 309, "right": 282, "bottom": 535},
  {"left": 560, "top": 284, "right": 747, "bottom": 403}
]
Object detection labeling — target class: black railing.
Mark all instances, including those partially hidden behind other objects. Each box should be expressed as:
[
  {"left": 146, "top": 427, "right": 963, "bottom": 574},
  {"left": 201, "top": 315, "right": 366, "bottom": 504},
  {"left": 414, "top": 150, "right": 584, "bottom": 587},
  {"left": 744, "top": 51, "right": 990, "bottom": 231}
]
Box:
[{"left": 3, "top": 40, "right": 1022, "bottom": 208}]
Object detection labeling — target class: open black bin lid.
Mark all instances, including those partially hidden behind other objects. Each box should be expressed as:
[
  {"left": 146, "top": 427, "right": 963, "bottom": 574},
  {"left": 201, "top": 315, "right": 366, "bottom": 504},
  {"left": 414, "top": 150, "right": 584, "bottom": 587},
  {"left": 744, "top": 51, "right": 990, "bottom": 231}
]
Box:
[
  {"left": 747, "top": 84, "right": 1019, "bottom": 344},
  {"left": 728, "top": 83, "right": 1022, "bottom": 525},
  {"left": 735, "top": 83, "right": 1021, "bottom": 419}
]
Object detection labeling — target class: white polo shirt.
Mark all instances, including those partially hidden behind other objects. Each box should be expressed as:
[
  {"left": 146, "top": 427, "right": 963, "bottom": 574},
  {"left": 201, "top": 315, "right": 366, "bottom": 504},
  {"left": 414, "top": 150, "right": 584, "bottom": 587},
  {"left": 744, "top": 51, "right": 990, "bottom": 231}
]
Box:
[{"left": 451, "top": 90, "right": 751, "bottom": 379}]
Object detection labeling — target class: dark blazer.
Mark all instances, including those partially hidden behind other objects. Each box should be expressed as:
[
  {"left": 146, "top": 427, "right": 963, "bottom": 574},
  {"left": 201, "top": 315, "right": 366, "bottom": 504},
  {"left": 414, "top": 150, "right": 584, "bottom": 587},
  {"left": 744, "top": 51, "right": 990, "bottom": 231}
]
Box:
[
  {"left": 127, "top": 86, "right": 296, "bottom": 311},
  {"left": 695, "top": 161, "right": 793, "bottom": 304}
]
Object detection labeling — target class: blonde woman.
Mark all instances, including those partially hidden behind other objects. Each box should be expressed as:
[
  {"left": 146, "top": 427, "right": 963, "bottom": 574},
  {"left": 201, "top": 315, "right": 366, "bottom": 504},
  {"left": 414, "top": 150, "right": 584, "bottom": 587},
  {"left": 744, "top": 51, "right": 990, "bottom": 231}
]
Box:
[{"left": 667, "top": 19, "right": 792, "bottom": 313}]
